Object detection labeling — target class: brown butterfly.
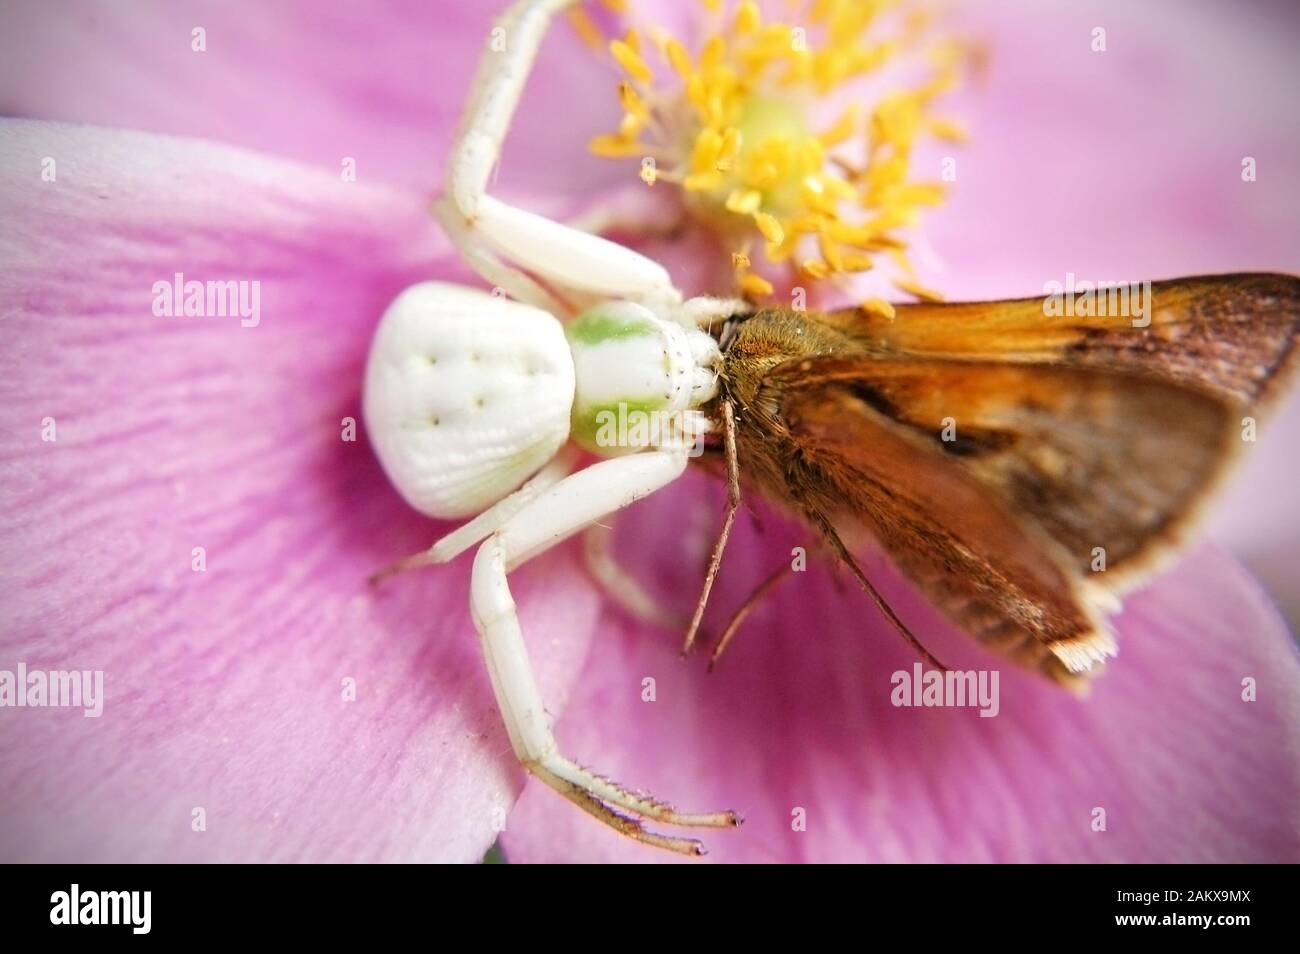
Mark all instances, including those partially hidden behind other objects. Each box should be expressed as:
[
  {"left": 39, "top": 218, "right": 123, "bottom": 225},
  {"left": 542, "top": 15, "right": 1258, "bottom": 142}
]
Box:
[{"left": 689, "top": 273, "right": 1299, "bottom": 689}]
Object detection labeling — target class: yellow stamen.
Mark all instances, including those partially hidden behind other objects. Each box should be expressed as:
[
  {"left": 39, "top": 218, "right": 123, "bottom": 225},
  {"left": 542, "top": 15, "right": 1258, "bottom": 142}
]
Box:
[
  {"left": 739, "top": 272, "right": 774, "bottom": 297},
  {"left": 665, "top": 38, "right": 695, "bottom": 81},
  {"left": 589, "top": 134, "right": 643, "bottom": 158},
  {"left": 840, "top": 253, "right": 875, "bottom": 272},
  {"left": 587, "top": 0, "right": 967, "bottom": 300},
  {"left": 610, "top": 39, "right": 653, "bottom": 84},
  {"left": 618, "top": 111, "right": 643, "bottom": 140},
  {"left": 691, "top": 127, "right": 723, "bottom": 173},
  {"left": 800, "top": 259, "right": 831, "bottom": 280},
  {"left": 567, "top": 8, "right": 605, "bottom": 54},
  {"left": 734, "top": 2, "right": 761, "bottom": 34},
  {"left": 618, "top": 82, "right": 649, "bottom": 121},
  {"left": 893, "top": 277, "right": 945, "bottom": 302},
  {"left": 725, "top": 189, "right": 763, "bottom": 214},
  {"left": 819, "top": 233, "right": 845, "bottom": 272},
  {"left": 927, "top": 117, "right": 968, "bottom": 143},
  {"left": 791, "top": 214, "right": 826, "bottom": 234},
  {"left": 753, "top": 211, "right": 784, "bottom": 245},
  {"left": 700, "top": 35, "right": 726, "bottom": 72},
  {"left": 861, "top": 298, "right": 897, "bottom": 321}
]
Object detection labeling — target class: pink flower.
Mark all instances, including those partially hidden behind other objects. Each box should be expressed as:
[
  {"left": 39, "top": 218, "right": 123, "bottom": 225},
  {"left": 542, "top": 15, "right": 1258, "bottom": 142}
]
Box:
[{"left": 0, "top": 0, "right": 1296, "bottom": 863}]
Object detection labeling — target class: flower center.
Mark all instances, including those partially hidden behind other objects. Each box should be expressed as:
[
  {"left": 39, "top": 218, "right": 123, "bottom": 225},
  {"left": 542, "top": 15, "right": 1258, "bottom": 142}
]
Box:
[{"left": 579, "top": 0, "right": 968, "bottom": 303}]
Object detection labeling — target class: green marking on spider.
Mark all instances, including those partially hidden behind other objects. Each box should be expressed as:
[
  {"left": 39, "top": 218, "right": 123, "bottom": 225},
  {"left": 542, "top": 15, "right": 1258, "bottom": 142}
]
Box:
[
  {"left": 572, "top": 397, "right": 675, "bottom": 454},
  {"left": 567, "top": 308, "right": 661, "bottom": 346}
]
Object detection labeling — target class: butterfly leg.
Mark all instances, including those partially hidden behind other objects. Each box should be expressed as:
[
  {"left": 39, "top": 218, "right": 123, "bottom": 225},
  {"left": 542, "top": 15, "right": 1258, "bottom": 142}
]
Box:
[
  {"left": 472, "top": 450, "right": 741, "bottom": 853},
  {"left": 708, "top": 561, "right": 795, "bottom": 670}
]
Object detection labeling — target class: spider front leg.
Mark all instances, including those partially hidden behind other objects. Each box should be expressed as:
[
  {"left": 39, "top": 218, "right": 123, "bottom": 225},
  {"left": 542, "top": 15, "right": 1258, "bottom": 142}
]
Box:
[
  {"left": 444, "top": 0, "right": 682, "bottom": 311},
  {"left": 472, "top": 449, "right": 741, "bottom": 854}
]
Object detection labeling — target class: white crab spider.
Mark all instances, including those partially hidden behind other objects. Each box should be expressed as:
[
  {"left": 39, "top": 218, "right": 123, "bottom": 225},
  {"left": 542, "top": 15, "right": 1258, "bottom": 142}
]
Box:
[{"left": 363, "top": 0, "right": 746, "bottom": 855}]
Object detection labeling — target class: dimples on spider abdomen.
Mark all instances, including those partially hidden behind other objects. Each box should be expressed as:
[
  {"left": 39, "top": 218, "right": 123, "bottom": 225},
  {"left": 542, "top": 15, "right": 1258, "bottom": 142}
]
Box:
[{"left": 363, "top": 281, "right": 575, "bottom": 519}]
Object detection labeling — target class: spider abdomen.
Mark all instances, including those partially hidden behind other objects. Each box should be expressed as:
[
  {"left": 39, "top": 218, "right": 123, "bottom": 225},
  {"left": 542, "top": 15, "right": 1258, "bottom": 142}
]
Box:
[{"left": 363, "top": 281, "right": 575, "bottom": 518}]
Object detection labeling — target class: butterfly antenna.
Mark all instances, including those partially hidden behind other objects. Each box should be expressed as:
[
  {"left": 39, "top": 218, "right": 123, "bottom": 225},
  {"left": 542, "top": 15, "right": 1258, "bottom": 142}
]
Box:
[{"left": 681, "top": 398, "right": 740, "bottom": 657}]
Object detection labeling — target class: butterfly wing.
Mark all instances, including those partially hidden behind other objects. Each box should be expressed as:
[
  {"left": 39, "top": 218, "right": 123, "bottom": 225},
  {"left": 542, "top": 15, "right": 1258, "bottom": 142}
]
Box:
[
  {"left": 816, "top": 273, "right": 1300, "bottom": 407},
  {"left": 762, "top": 357, "right": 1241, "bottom": 687}
]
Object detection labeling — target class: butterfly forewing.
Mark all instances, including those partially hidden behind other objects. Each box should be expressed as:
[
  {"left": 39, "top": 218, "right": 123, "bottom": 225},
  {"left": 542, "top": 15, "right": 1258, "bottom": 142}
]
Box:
[{"left": 816, "top": 273, "right": 1300, "bottom": 407}]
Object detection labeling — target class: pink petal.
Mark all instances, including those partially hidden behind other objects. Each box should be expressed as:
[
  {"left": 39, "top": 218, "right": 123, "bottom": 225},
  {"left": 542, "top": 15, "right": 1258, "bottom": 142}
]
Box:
[
  {"left": 0, "top": 0, "right": 626, "bottom": 197},
  {"left": 1205, "top": 395, "right": 1300, "bottom": 627},
  {"left": 502, "top": 472, "right": 1300, "bottom": 862},
  {"left": 0, "top": 120, "right": 600, "bottom": 861}
]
